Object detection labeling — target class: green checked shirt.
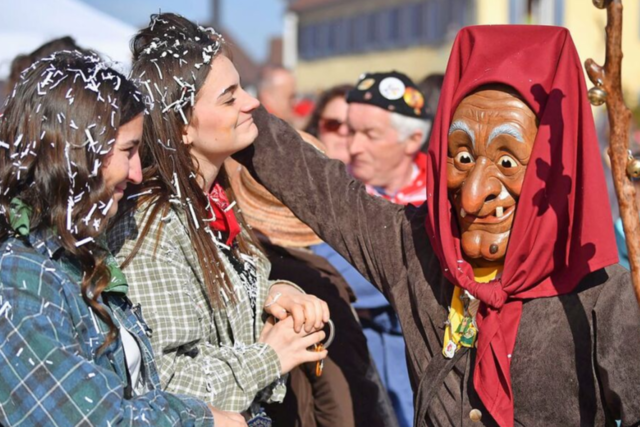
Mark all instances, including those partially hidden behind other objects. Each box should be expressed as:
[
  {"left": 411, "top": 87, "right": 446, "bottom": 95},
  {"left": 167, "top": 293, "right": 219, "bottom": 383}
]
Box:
[
  {"left": 0, "top": 200, "right": 213, "bottom": 427},
  {"left": 108, "top": 202, "right": 287, "bottom": 412}
]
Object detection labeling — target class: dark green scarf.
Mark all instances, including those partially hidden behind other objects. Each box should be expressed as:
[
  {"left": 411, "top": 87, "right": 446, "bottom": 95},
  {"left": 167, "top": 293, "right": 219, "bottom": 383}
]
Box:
[{"left": 9, "top": 198, "right": 128, "bottom": 294}]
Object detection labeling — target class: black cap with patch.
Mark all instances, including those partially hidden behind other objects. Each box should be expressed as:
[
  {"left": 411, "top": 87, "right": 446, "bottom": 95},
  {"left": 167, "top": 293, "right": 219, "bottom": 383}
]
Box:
[{"left": 347, "top": 71, "right": 428, "bottom": 119}]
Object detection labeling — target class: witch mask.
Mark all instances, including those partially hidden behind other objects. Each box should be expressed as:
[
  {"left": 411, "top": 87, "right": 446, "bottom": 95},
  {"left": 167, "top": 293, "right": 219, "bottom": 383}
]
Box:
[{"left": 446, "top": 86, "right": 538, "bottom": 264}]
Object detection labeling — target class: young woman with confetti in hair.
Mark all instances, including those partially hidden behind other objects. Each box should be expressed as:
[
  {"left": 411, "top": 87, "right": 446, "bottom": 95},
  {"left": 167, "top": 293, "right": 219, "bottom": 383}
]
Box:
[
  {"left": 0, "top": 50, "right": 232, "bottom": 426},
  {"left": 108, "top": 13, "right": 329, "bottom": 421}
]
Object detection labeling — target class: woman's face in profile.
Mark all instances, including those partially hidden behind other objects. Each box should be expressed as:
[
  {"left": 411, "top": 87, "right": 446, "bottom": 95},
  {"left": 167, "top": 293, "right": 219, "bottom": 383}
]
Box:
[
  {"left": 101, "top": 114, "right": 144, "bottom": 220},
  {"left": 182, "top": 55, "right": 261, "bottom": 165}
]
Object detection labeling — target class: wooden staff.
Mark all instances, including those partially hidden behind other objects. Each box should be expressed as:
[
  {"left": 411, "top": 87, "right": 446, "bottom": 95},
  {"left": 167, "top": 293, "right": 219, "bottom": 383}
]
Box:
[{"left": 585, "top": 0, "right": 640, "bottom": 307}]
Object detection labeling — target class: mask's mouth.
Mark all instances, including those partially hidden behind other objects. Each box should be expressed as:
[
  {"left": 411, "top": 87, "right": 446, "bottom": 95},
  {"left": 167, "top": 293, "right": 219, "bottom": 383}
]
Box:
[{"left": 460, "top": 204, "right": 516, "bottom": 224}]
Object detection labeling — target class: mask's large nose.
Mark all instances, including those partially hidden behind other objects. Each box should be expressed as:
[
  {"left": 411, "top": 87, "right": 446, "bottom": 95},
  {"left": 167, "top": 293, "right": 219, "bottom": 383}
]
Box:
[{"left": 459, "top": 157, "right": 502, "bottom": 216}]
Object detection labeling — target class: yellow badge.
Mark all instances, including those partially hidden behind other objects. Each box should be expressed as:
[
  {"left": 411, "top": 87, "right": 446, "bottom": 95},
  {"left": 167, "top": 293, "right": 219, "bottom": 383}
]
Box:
[
  {"left": 441, "top": 267, "right": 502, "bottom": 359},
  {"left": 358, "top": 78, "right": 375, "bottom": 91},
  {"left": 403, "top": 87, "right": 424, "bottom": 110}
]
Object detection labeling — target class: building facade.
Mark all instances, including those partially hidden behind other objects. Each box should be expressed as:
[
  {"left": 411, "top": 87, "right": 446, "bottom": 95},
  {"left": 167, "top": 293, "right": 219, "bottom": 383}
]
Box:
[{"left": 286, "top": 0, "right": 640, "bottom": 107}]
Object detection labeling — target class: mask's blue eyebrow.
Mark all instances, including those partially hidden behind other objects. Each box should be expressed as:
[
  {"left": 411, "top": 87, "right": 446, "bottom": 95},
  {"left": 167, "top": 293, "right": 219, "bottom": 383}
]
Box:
[
  {"left": 448, "top": 120, "right": 475, "bottom": 148},
  {"left": 488, "top": 124, "right": 524, "bottom": 146}
]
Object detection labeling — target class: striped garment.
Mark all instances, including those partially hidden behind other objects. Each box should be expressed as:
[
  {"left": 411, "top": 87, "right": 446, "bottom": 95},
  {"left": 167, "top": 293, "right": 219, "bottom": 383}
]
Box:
[
  {"left": 365, "top": 152, "right": 428, "bottom": 207},
  {"left": 0, "top": 229, "right": 213, "bottom": 427}
]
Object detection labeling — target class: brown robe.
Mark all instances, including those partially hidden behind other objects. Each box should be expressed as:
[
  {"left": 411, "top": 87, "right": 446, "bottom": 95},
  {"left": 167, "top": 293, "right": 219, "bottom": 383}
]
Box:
[{"left": 233, "top": 107, "right": 640, "bottom": 427}]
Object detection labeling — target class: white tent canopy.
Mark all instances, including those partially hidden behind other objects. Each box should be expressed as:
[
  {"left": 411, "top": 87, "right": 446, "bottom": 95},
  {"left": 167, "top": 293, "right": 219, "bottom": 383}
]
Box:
[{"left": 0, "top": 0, "right": 136, "bottom": 80}]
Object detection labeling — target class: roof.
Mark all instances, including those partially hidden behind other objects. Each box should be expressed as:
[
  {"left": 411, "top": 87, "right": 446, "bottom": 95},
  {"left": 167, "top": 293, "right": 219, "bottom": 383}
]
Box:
[{"left": 289, "top": 0, "right": 344, "bottom": 13}]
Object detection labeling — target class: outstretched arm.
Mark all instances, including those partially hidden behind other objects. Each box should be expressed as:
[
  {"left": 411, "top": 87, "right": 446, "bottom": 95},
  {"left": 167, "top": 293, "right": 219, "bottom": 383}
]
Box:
[{"left": 234, "top": 106, "right": 426, "bottom": 297}]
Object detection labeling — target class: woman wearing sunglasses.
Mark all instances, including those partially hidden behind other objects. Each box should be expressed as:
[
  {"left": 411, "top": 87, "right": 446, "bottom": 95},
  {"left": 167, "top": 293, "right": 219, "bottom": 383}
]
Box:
[{"left": 304, "top": 84, "right": 354, "bottom": 165}]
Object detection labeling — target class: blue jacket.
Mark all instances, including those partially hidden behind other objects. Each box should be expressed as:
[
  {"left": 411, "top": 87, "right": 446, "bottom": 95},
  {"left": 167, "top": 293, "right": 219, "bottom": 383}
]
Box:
[
  {"left": 312, "top": 242, "right": 389, "bottom": 309},
  {"left": 0, "top": 219, "right": 213, "bottom": 426},
  {"left": 615, "top": 217, "right": 630, "bottom": 270}
]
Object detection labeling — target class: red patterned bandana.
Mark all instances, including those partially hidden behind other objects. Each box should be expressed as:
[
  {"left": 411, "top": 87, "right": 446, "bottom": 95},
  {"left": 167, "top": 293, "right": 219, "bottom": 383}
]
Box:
[
  {"left": 208, "top": 182, "right": 241, "bottom": 245},
  {"left": 366, "top": 152, "right": 428, "bottom": 207}
]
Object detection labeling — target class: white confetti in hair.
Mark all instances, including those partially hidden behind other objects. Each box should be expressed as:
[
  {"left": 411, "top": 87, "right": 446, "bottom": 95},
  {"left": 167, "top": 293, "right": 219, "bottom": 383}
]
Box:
[
  {"left": 187, "top": 198, "right": 200, "bottom": 230},
  {"left": 143, "top": 81, "right": 155, "bottom": 103},
  {"left": 49, "top": 74, "right": 68, "bottom": 89},
  {"left": 89, "top": 159, "right": 100, "bottom": 177},
  {"left": 75, "top": 237, "right": 94, "bottom": 247},
  {"left": 83, "top": 203, "right": 98, "bottom": 225},
  {"left": 100, "top": 198, "right": 114, "bottom": 216},
  {"left": 66, "top": 197, "right": 74, "bottom": 231},
  {"left": 173, "top": 172, "right": 182, "bottom": 199},
  {"left": 85, "top": 129, "right": 96, "bottom": 149},
  {"left": 127, "top": 189, "right": 153, "bottom": 200},
  {"left": 156, "top": 138, "right": 175, "bottom": 152},
  {"left": 151, "top": 59, "right": 164, "bottom": 80},
  {"left": 73, "top": 192, "right": 85, "bottom": 204}
]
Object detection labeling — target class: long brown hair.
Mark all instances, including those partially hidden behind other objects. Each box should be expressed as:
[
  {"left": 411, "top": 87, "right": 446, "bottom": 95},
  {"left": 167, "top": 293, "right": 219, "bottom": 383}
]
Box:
[
  {"left": 0, "top": 51, "right": 145, "bottom": 352},
  {"left": 122, "top": 13, "right": 260, "bottom": 306}
]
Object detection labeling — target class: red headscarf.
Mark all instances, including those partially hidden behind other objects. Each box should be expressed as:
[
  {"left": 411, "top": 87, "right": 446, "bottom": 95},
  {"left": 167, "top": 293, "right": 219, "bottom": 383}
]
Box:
[{"left": 425, "top": 26, "right": 618, "bottom": 427}]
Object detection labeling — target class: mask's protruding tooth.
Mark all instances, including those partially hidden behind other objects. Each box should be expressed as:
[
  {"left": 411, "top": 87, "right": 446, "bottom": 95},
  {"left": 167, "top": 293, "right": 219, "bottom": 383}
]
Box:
[
  {"left": 496, "top": 206, "right": 504, "bottom": 218},
  {"left": 460, "top": 208, "right": 467, "bottom": 218}
]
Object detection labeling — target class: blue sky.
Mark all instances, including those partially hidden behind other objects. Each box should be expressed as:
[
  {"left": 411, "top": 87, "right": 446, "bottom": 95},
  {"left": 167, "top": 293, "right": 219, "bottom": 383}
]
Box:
[{"left": 78, "top": 0, "right": 286, "bottom": 62}]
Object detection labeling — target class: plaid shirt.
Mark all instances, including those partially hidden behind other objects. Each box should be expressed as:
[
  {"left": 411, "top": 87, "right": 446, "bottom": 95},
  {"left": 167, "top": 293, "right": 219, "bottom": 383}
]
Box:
[
  {"left": 108, "top": 204, "right": 286, "bottom": 412},
  {"left": 0, "top": 228, "right": 214, "bottom": 427}
]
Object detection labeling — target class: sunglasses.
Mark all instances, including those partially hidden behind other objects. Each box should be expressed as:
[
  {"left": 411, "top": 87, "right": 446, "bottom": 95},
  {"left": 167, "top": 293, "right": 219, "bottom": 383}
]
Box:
[{"left": 319, "top": 118, "right": 352, "bottom": 135}]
